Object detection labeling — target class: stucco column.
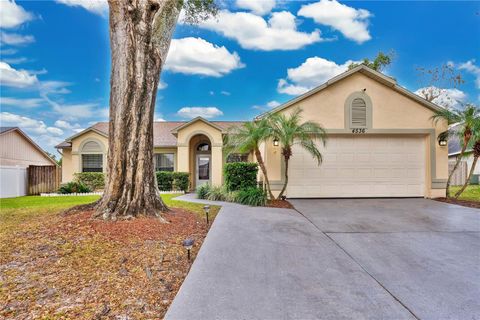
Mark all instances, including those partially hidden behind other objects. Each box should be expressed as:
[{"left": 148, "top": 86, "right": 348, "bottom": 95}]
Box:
[
  {"left": 211, "top": 145, "right": 223, "bottom": 186},
  {"left": 177, "top": 145, "right": 189, "bottom": 172}
]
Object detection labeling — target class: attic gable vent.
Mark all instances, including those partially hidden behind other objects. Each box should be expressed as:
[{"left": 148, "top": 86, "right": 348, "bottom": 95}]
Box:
[{"left": 351, "top": 98, "right": 367, "bottom": 128}]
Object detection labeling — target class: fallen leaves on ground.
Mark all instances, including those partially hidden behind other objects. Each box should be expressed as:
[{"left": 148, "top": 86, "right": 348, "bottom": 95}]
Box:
[{"left": 0, "top": 205, "right": 211, "bottom": 319}]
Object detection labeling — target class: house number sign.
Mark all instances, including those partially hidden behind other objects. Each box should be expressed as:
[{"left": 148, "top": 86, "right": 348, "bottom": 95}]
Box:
[{"left": 351, "top": 128, "right": 367, "bottom": 134}]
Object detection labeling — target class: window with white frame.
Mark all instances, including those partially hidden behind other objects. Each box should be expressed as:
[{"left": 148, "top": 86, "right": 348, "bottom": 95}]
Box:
[
  {"left": 82, "top": 154, "right": 103, "bottom": 172},
  {"left": 155, "top": 153, "right": 174, "bottom": 172}
]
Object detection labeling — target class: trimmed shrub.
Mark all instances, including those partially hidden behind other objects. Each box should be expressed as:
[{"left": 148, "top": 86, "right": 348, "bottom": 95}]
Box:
[
  {"left": 206, "top": 185, "right": 227, "bottom": 201},
  {"left": 156, "top": 171, "right": 173, "bottom": 191},
  {"left": 74, "top": 172, "right": 105, "bottom": 190},
  {"left": 156, "top": 171, "right": 190, "bottom": 191},
  {"left": 58, "top": 181, "right": 91, "bottom": 194},
  {"left": 197, "top": 183, "right": 211, "bottom": 199},
  {"left": 224, "top": 162, "right": 258, "bottom": 191},
  {"left": 237, "top": 187, "right": 267, "bottom": 206},
  {"left": 172, "top": 172, "right": 189, "bottom": 192}
]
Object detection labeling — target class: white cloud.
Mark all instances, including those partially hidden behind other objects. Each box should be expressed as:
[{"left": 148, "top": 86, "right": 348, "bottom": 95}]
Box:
[
  {"left": 236, "top": 0, "right": 276, "bottom": 15},
  {"left": 0, "top": 112, "right": 64, "bottom": 136},
  {"left": 415, "top": 86, "right": 467, "bottom": 109},
  {"left": 221, "top": 91, "right": 231, "bottom": 96},
  {"left": 0, "top": 48, "right": 17, "bottom": 55},
  {"left": 0, "top": 62, "right": 38, "bottom": 88},
  {"left": 194, "top": 10, "right": 322, "bottom": 51},
  {"left": 54, "top": 120, "right": 82, "bottom": 130},
  {"left": 39, "top": 80, "right": 72, "bottom": 95},
  {"left": 165, "top": 37, "right": 244, "bottom": 77},
  {"left": 0, "top": 97, "right": 44, "bottom": 108},
  {"left": 253, "top": 100, "right": 281, "bottom": 110},
  {"left": 177, "top": 107, "right": 223, "bottom": 119},
  {"left": 277, "top": 56, "right": 353, "bottom": 95},
  {"left": 56, "top": 0, "right": 108, "bottom": 16},
  {"left": 458, "top": 59, "right": 480, "bottom": 88},
  {"left": 0, "top": 31, "right": 35, "bottom": 46},
  {"left": 2, "top": 57, "right": 29, "bottom": 64},
  {"left": 158, "top": 80, "right": 167, "bottom": 90},
  {"left": 298, "top": 0, "right": 372, "bottom": 43},
  {"left": 0, "top": 0, "right": 34, "bottom": 28},
  {"left": 267, "top": 100, "right": 281, "bottom": 108}
]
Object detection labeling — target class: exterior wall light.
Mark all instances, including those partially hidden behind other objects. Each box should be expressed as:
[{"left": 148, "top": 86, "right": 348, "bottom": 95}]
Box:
[
  {"left": 273, "top": 138, "right": 279, "bottom": 147},
  {"left": 439, "top": 139, "right": 447, "bottom": 146},
  {"left": 182, "top": 238, "right": 194, "bottom": 261},
  {"left": 203, "top": 205, "right": 210, "bottom": 225}
]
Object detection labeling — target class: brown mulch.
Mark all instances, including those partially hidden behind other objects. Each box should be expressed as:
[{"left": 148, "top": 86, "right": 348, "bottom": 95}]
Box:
[
  {"left": 0, "top": 208, "right": 208, "bottom": 319},
  {"left": 267, "top": 199, "right": 294, "bottom": 209},
  {"left": 434, "top": 197, "right": 480, "bottom": 209}
]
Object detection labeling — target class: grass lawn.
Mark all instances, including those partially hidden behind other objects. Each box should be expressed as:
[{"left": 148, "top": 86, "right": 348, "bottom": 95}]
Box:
[
  {"left": 0, "top": 194, "right": 219, "bottom": 319},
  {"left": 450, "top": 185, "right": 480, "bottom": 202}
]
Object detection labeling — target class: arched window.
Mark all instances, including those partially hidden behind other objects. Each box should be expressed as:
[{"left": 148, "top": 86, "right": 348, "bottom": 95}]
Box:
[
  {"left": 82, "top": 141, "right": 102, "bottom": 152},
  {"left": 351, "top": 98, "right": 367, "bottom": 128},
  {"left": 81, "top": 140, "right": 103, "bottom": 172},
  {"left": 197, "top": 143, "right": 210, "bottom": 151}
]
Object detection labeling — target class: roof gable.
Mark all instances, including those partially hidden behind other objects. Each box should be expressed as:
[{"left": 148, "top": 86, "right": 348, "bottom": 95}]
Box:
[
  {"left": 1, "top": 127, "right": 57, "bottom": 166},
  {"left": 256, "top": 65, "right": 442, "bottom": 119},
  {"left": 170, "top": 117, "right": 226, "bottom": 134}
]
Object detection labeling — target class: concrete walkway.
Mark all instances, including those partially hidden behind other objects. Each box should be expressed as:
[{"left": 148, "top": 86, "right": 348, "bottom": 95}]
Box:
[{"left": 165, "top": 194, "right": 419, "bottom": 320}]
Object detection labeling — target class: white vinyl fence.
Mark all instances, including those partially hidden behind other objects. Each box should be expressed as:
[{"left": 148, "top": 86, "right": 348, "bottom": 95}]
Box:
[{"left": 0, "top": 166, "right": 27, "bottom": 198}]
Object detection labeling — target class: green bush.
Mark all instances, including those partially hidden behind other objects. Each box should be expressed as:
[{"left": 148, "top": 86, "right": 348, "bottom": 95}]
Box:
[
  {"left": 74, "top": 172, "right": 105, "bottom": 190},
  {"left": 197, "top": 183, "right": 211, "bottom": 199},
  {"left": 58, "top": 181, "right": 92, "bottom": 194},
  {"left": 172, "top": 172, "right": 189, "bottom": 192},
  {"left": 237, "top": 187, "right": 267, "bottom": 206},
  {"left": 156, "top": 171, "right": 190, "bottom": 191},
  {"left": 156, "top": 171, "right": 173, "bottom": 191},
  {"left": 206, "top": 185, "right": 227, "bottom": 201},
  {"left": 224, "top": 162, "right": 258, "bottom": 191}
]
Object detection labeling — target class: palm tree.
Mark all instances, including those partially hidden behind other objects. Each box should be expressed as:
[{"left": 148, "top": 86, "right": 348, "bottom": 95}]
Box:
[
  {"left": 454, "top": 122, "right": 480, "bottom": 199},
  {"left": 270, "top": 108, "right": 327, "bottom": 200},
  {"left": 225, "top": 118, "right": 275, "bottom": 199},
  {"left": 431, "top": 104, "right": 480, "bottom": 197}
]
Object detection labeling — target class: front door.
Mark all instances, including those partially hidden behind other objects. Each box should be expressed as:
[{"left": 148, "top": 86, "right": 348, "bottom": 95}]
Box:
[{"left": 196, "top": 155, "right": 211, "bottom": 188}]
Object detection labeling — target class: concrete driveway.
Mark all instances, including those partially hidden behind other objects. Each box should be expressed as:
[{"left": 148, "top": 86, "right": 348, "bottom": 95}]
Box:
[{"left": 166, "top": 196, "right": 480, "bottom": 320}]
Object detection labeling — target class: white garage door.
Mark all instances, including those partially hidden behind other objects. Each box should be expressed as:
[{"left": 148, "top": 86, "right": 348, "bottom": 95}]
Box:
[{"left": 287, "top": 135, "right": 426, "bottom": 198}]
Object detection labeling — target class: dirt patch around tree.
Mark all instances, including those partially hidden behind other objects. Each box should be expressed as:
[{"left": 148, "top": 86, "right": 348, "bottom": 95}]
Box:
[
  {"left": 434, "top": 197, "right": 480, "bottom": 209},
  {"left": 0, "top": 208, "right": 209, "bottom": 319},
  {"left": 267, "top": 199, "right": 295, "bottom": 209}
]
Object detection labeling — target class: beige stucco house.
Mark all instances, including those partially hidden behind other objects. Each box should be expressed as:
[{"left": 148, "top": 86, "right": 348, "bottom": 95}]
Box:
[{"left": 57, "top": 65, "right": 448, "bottom": 198}]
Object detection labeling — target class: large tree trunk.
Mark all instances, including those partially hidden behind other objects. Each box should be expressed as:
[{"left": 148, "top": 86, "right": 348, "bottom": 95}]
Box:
[
  {"left": 254, "top": 147, "right": 274, "bottom": 200},
  {"left": 95, "top": 0, "right": 181, "bottom": 220}
]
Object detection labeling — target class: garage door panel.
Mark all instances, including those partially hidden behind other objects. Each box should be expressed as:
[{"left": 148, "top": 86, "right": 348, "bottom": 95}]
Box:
[{"left": 287, "top": 136, "right": 426, "bottom": 198}]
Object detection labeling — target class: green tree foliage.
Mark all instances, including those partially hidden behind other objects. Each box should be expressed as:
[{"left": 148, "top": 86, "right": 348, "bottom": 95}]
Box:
[{"left": 348, "top": 51, "right": 395, "bottom": 72}]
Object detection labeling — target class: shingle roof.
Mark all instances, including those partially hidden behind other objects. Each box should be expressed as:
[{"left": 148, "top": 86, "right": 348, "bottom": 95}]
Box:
[{"left": 56, "top": 121, "right": 245, "bottom": 149}]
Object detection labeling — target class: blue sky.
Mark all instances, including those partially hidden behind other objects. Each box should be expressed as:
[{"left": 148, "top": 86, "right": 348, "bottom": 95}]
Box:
[{"left": 0, "top": 0, "right": 479, "bottom": 155}]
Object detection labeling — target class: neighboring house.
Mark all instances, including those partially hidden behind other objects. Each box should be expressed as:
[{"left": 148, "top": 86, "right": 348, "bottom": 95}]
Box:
[
  {"left": 448, "top": 124, "right": 479, "bottom": 185},
  {"left": 57, "top": 65, "right": 448, "bottom": 198},
  {"left": 0, "top": 127, "right": 58, "bottom": 198}
]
